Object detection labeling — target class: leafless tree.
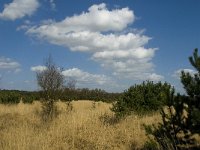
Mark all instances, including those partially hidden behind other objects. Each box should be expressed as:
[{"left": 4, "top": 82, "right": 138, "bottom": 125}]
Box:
[{"left": 36, "top": 55, "right": 64, "bottom": 121}]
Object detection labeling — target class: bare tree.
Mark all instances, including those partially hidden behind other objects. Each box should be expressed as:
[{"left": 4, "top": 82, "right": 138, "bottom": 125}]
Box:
[{"left": 37, "top": 55, "right": 64, "bottom": 121}]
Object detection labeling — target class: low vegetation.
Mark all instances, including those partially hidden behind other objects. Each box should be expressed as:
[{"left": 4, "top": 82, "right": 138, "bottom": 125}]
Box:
[
  {"left": 0, "top": 90, "right": 38, "bottom": 104},
  {"left": 61, "top": 88, "right": 121, "bottom": 102},
  {"left": 112, "top": 81, "right": 171, "bottom": 117},
  {"left": 0, "top": 89, "right": 121, "bottom": 105},
  {"left": 0, "top": 100, "right": 160, "bottom": 150}
]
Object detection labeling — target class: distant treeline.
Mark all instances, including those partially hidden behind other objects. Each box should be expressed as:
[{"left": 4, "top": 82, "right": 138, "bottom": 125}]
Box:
[
  {"left": 0, "top": 90, "right": 39, "bottom": 104},
  {"left": 0, "top": 88, "right": 122, "bottom": 104},
  {"left": 61, "top": 88, "right": 121, "bottom": 102}
]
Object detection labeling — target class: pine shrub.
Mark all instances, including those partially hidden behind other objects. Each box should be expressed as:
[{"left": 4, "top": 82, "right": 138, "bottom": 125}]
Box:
[
  {"left": 145, "top": 48, "right": 200, "bottom": 150},
  {"left": 112, "top": 81, "right": 171, "bottom": 117}
]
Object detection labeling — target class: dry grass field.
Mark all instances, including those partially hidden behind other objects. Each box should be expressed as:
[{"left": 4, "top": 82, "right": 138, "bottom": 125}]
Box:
[{"left": 0, "top": 100, "right": 161, "bottom": 150}]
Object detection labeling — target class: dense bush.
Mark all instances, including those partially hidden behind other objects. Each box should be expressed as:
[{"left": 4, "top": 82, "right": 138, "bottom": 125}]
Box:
[{"left": 112, "top": 81, "right": 172, "bottom": 117}]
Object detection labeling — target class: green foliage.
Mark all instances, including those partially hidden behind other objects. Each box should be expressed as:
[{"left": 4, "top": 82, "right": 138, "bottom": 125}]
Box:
[
  {"left": 0, "top": 90, "right": 20, "bottom": 104},
  {"left": 111, "top": 81, "right": 171, "bottom": 117},
  {"left": 144, "top": 92, "right": 191, "bottom": 150},
  {"left": 181, "top": 49, "right": 200, "bottom": 133},
  {"left": 21, "top": 91, "right": 39, "bottom": 103},
  {"left": 0, "top": 90, "right": 39, "bottom": 104},
  {"left": 61, "top": 88, "right": 121, "bottom": 103},
  {"left": 145, "top": 48, "right": 200, "bottom": 149},
  {"left": 0, "top": 88, "right": 120, "bottom": 104}
]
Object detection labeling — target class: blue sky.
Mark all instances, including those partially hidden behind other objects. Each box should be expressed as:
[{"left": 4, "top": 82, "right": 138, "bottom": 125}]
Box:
[{"left": 0, "top": 0, "right": 200, "bottom": 92}]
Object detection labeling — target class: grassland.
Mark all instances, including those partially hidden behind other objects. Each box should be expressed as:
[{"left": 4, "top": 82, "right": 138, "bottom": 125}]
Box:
[{"left": 0, "top": 100, "right": 161, "bottom": 150}]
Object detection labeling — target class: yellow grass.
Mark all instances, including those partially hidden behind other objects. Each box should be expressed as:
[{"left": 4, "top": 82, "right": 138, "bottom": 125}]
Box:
[{"left": 0, "top": 100, "right": 161, "bottom": 150}]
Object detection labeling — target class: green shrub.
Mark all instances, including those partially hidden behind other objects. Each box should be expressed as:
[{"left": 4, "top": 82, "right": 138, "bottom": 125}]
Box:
[{"left": 112, "top": 81, "right": 171, "bottom": 117}]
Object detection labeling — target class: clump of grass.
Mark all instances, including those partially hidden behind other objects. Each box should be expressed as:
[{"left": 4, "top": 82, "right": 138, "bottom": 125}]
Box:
[
  {"left": 66, "top": 101, "right": 73, "bottom": 112},
  {"left": 92, "top": 101, "right": 96, "bottom": 109}
]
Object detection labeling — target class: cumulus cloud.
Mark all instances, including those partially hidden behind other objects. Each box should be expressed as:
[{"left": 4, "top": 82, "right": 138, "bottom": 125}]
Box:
[
  {"left": 27, "top": 3, "right": 134, "bottom": 33},
  {"left": 0, "top": 57, "right": 21, "bottom": 72},
  {"left": 173, "top": 68, "right": 197, "bottom": 79},
  {"left": 0, "top": 0, "right": 39, "bottom": 20},
  {"left": 62, "top": 68, "right": 114, "bottom": 85},
  {"left": 31, "top": 65, "right": 47, "bottom": 72},
  {"left": 26, "top": 3, "right": 163, "bottom": 81},
  {"left": 92, "top": 47, "right": 155, "bottom": 60}
]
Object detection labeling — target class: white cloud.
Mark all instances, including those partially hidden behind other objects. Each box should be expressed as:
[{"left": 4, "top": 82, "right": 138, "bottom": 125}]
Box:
[
  {"left": 26, "top": 3, "right": 163, "bottom": 81},
  {"left": 31, "top": 65, "right": 47, "bottom": 72},
  {"left": 173, "top": 68, "right": 197, "bottom": 79},
  {"left": 62, "top": 68, "right": 113, "bottom": 85},
  {"left": 0, "top": 0, "right": 39, "bottom": 20},
  {"left": 17, "top": 25, "right": 30, "bottom": 31},
  {"left": 92, "top": 47, "right": 156, "bottom": 60},
  {"left": 49, "top": 0, "right": 56, "bottom": 10},
  {"left": 27, "top": 3, "right": 134, "bottom": 34},
  {"left": 147, "top": 73, "right": 164, "bottom": 81},
  {"left": 16, "top": 20, "right": 34, "bottom": 31},
  {"left": 27, "top": 30, "right": 151, "bottom": 53},
  {"left": 0, "top": 57, "right": 21, "bottom": 72}
]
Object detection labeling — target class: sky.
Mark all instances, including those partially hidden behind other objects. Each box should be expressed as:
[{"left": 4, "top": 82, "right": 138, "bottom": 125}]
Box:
[{"left": 0, "top": 0, "right": 200, "bottom": 92}]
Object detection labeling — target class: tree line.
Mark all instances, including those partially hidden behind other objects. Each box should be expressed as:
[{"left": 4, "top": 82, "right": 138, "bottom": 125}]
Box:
[{"left": 0, "top": 88, "right": 121, "bottom": 104}]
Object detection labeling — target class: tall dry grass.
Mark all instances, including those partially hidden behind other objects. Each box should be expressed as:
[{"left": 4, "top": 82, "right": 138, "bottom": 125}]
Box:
[{"left": 0, "top": 100, "right": 161, "bottom": 150}]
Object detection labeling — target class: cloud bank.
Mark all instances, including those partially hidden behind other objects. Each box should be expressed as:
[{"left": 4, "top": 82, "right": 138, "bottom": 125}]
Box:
[
  {"left": 0, "top": 0, "right": 39, "bottom": 20},
  {"left": 27, "top": 3, "right": 163, "bottom": 82}
]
